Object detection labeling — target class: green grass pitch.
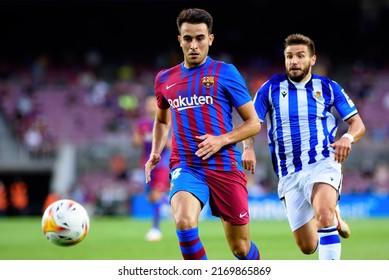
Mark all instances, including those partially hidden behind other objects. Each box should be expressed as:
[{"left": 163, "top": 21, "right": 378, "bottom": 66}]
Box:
[{"left": 0, "top": 217, "right": 388, "bottom": 260}]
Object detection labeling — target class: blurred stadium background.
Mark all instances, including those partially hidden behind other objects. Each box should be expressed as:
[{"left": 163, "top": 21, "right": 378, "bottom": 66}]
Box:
[{"left": 0, "top": 0, "right": 388, "bottom": 223}]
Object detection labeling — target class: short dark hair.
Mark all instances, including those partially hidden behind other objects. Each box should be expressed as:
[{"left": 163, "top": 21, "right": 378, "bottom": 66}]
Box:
[
  {"left": 176, "top": 8, "right": 213, "bottom": 34},
  {"left": 284, "top": 33, "right": 315, "bottom": 56}
]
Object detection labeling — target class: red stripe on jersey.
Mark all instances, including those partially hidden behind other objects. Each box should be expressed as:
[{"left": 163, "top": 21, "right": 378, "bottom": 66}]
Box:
[
  {"left": 210, "top": 61, "right": 228, "bottom": 171},
  {"left": 170, "top": 65, "right": 195, "bottom": 166}
]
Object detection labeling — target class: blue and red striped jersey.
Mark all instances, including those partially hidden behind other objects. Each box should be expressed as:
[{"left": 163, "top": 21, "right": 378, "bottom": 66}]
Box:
[{"left": 155, "top": 56, "right": 252, "bottom": 171}]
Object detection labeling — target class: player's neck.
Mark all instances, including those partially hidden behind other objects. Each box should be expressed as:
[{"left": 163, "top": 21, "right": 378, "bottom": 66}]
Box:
[{"left": 289, "top": 74, "right": 312, "bottom": 86}]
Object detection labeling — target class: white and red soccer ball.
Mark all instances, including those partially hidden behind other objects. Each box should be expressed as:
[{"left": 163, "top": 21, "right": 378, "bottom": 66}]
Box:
[{"left": 42, "top": 199, "right": 90, "bottom": 247}]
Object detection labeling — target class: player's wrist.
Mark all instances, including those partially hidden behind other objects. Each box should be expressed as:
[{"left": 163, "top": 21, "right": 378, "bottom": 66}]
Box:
[
  {"left": 149, "top": 152, "right": 160, "bottom": 158},
  {"left": 341, "top": 133, "right": 354, "bottom": 144},
  {"left": 222, "top": 135, "right": 231, "bottom": 146},
  {"left": 243, "top": 144, "right": 254, "bottom": 150}
]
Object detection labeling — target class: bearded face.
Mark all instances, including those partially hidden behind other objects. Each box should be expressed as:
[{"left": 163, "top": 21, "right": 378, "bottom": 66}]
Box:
[{"left": 284, "top": 45, "right": 315, "bottom": 83}]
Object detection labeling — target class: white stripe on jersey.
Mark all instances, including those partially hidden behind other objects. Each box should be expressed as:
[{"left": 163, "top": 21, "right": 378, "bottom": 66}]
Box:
[
  {"left": 276, "top": 80, "right": 290, "bottom": 175},
  {"left": 275, "top": 78, "right": 338, "bottom": 177},
  {"left": 311, "top": 78, "right": 328, "bottom": 162}
]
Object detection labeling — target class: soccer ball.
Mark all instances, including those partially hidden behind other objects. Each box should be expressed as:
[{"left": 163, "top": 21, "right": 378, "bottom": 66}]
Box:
[{"left": 42, "top": 199, "right": 90, "bottom": 247}]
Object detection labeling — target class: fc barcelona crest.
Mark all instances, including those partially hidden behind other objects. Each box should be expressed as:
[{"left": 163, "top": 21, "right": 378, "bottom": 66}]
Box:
[{"left": 202, "top": 76, "right": 215, "bottom": 88}]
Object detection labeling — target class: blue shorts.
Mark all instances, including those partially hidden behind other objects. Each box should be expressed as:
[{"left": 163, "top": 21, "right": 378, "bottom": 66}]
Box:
[{"left": 169, "top": 165, "right": 249, "bottom": 225}]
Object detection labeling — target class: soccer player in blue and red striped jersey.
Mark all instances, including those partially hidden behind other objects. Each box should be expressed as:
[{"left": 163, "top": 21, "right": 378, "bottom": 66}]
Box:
[
  {"left": 145, "top": 8, "right": 261, "bottom": 260},
  {"left": 243, "top": 34, "right": 366, "bottom": 259}
]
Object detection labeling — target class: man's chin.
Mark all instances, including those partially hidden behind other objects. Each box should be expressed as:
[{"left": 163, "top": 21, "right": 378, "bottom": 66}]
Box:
[
  {"left": 186, "top": 57, "right": 203, "bottom": 68},
  {"left": 288, "top": 74, "right": 304, "bottom": 83}
]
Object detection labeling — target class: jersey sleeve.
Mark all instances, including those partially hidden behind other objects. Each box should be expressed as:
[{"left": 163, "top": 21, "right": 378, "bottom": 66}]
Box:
[
  {"left": 221, "top": 63, "right": 252, "bottom": 108},
  {"left": 154, "top": 70, "right": 170, "bottom": 110},
  {"left": 253, "top": 79, "right": 271, "bottom": 122},
  {"left": 331, "top": 80, "right": 358, "bottom": 121}
]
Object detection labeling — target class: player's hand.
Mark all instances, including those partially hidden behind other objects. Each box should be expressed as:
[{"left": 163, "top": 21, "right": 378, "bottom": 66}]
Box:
[
  {"left": 242, "top": 148, "right": 256, "bottom": 174},
  {"left": 145, "top": 153, "right": 161, "bottom": 183},
  {"left": 195, "top": 134, "right": 223, "bottom": 160},
  {"left": 329, "top": 137, "right": 352, "bottom": 163}
]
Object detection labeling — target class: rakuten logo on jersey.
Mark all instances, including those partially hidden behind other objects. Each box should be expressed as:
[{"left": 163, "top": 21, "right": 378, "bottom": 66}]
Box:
[{"left": 168, "top": 95, "right": 214, "bottom": 111}]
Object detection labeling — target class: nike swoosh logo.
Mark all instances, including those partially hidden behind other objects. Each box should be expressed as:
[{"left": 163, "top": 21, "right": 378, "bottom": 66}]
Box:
[
  {"left": 166, "top": 83, "right": 178, "bottom": 90},
  {"left": 239, "top": 212, "right": 248, "bottom": 218}
]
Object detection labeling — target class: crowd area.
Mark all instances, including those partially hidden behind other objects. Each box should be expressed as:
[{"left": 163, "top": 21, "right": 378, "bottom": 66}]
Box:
[{"left": 0, "top": 50, "right": 388, "bottom": 216}]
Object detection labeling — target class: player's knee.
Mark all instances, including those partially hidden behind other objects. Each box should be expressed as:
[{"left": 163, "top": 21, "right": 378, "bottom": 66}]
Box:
[
  {"left": 296, "top": 238, "right": 318, "bottom": 255},
  {"left": 299, "top": 246, "right": 316, "bottom": 255},
  {"left": 232, "top": 248, "right": 249, "bottom": 258},
  {"left": 174, "top": 215, "right": 197, "bottom": 230},
  {"left": 230, "top": 240, "right": 251, "bottom": 258},
  {"left": 316, "top": 211, "right": 335, "bottom": 228},
  {"left": 297, "top": 240, "right": 317, "bottom": 255}
]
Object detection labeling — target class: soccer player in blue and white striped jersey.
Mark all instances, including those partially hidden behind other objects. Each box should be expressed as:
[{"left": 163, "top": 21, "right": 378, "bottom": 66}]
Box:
[
  {"left": 145, "top": 8, "right": 261, "bottom": 260},
  {"left": 243, "top": 33, "right": 366, "bottom": 260}
]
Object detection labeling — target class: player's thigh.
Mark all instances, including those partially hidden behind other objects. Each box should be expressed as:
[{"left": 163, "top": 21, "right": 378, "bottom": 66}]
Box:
[
  {"left": 283, "top": 188, "right": 314, "bottom": 232},
  {"left": 283, "top": 190, "right": 318, "bottom": 252},
  {"left": 170, "top": 191, "right": 202, "bottom": 228},
  {"left": 169, "top": 166, "right": 209, "bottom": 206},
  {"left": 311, "top": 183, "right": 339, "bottom": 210},
  {"left": 207, "top": 170, "right": 249, "bottom": 225},
  {"left": 293, "top": 220, "right": 319, "bottom": 254},
  {"left": 292, "top": 218, "right": 318, "bottom": 249}
]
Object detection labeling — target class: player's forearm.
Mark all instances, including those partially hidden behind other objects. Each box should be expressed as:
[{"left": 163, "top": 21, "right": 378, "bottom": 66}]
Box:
[
  {"left": 345, "top": 114, "right": 366, "bottom": 143},
  {"left": 242, "top": 136, "right": 255, "bottom": 150},
  {"left": 223, "top": 119, "right": 261, "bottom": 146},
  {"left": 151, "top": 121, "right": 170, "bottom": 156}
]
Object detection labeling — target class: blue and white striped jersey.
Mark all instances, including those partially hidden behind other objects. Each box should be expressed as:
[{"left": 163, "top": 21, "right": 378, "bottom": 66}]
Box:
[{"left": 253, "top": 73, "right": 358, "bottom": 178}]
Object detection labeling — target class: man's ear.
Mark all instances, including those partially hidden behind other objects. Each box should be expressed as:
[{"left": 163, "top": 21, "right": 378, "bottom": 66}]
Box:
[
  {"left": 209, "top": 34, "right": 214, "bottom": 46},
  {"left": 311, "top": 55, "right": 317, "bottom": 66},
  {"left": 178, "top": 35, "right": 182, "bottom": 47}
]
